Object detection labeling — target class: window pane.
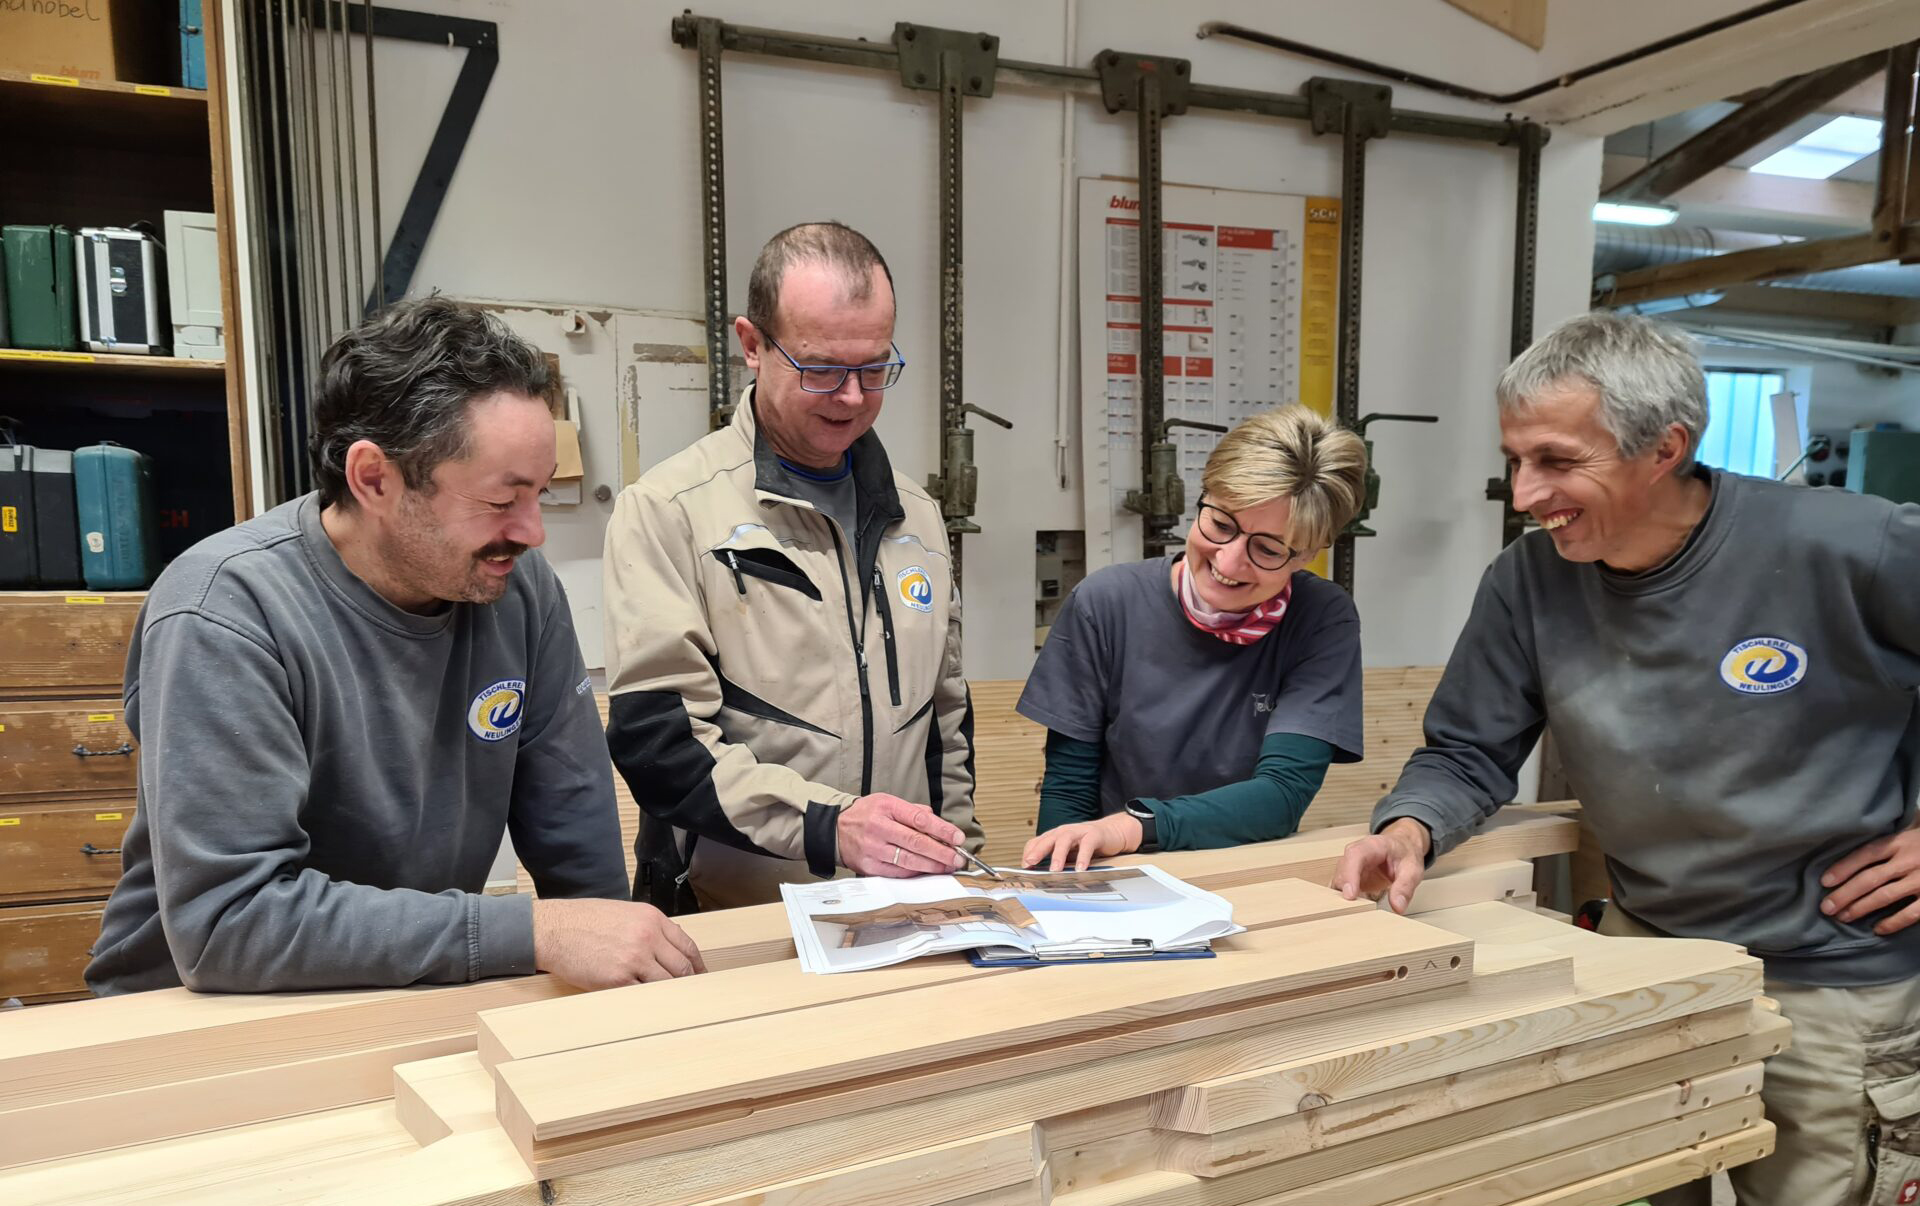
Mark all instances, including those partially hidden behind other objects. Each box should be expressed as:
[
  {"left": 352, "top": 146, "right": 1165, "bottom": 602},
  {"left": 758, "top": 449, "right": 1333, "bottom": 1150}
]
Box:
[{"left": 1699, "top": 370, "right": 1781, "bottom": 478}]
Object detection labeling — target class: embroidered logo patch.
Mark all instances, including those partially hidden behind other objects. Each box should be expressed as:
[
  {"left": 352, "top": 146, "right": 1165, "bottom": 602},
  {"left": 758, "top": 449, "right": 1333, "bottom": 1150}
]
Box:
[
  {"left": 467, "top": 679, "right": 526, "bottom": 742},
  {"left": 1719, "top": 637, "right": 1807, "bottom": 696},
  {"left": 1898, "top": 1178, "right": 1918, "bottom": 1205},
  {"left": 896, "top": 566, "right": 934, "bottom": 613}
]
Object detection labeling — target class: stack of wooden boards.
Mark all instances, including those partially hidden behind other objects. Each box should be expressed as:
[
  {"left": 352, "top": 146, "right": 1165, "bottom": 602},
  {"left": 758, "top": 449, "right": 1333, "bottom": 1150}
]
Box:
[{"left": 0, "top": 813, "right": 1785, "bottom": 1206}]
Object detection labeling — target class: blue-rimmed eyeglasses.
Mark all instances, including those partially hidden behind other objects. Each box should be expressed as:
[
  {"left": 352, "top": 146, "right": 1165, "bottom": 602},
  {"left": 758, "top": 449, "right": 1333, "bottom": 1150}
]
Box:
[{"left": 760, "top": 330, "right": 906, "bottom": 394}]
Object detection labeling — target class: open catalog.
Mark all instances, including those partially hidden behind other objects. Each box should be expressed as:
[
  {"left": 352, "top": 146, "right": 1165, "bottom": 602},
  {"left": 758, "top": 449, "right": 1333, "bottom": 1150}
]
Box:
[{"left": 780, "top": 865, "right": 1244, "bottom": 974}]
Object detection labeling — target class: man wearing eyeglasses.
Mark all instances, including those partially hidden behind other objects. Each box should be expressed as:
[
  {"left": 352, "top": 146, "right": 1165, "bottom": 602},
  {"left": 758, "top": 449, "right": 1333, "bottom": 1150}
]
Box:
[{"left": 602, "top": 221, "right": 984, "bottom": 912}]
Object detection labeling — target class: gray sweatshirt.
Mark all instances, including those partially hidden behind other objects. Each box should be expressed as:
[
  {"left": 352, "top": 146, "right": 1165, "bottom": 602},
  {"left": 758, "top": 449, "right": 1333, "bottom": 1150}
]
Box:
[
  {"left": 86, "top": 494, "right": 626, "bottom": 995},
  {"left": 1377, "top": 469, "right": 1920, "bottom": 987}
]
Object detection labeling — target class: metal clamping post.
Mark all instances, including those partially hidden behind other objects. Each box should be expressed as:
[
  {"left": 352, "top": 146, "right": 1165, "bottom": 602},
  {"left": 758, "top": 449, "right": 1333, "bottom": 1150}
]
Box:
[
  {"left": 1489, "top": 119, "right": 1547, "bottom": 546},
  {"left": 670, "top": 14, "right": 735, "bottom": 430},
  {"left": 1306, "top": 78, "right": 1390, "bottom": 594},
  {"left": 1098, "top": 50, "right": 1193, "bottom": 559},
  {"left": 897, "top": 24, "right": 1013, "bottom": 581}
]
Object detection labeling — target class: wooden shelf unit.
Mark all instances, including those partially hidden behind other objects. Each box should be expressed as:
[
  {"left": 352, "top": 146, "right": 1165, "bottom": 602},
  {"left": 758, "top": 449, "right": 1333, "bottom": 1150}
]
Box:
[{"left": 0, "top": 349, "right": 225, "bottom": 378}]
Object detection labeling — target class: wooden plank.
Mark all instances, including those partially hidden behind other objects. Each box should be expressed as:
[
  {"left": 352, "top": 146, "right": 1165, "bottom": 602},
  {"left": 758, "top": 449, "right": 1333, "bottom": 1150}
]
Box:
[
  {"left": 1050, "top": 1086, "right": 1762, "bottom": 1206},
  {"left": 0, "top": 974, "right": 576, "bottom": 1115},
  {"left": 1113, "top": 812, "right": 1578, "bottom": 892},
  {"left": 479, "top": 879, "right": 1372, "bottom": 1068},
  {"left": 1309, "top": 667, "right": 1442, "bottom": 830},
  {"left": 1153, "top": 902, "right": 1761, "bottom": 1134},
  {"left": 677, "top": 1124, "right": 1041, "bottom": 1206},
  {"left": 1160, "top": 1015, "right": 1780, "bottom": 1176},
  {"left": 501, "top": 913, "right": 1477, "bottom": 1174},
  {"left": 0, "top": 901, "right": 102, "bottom": 1004},
  {"left": 496, "top": 945, "right": 1576, "bottom": 1195},
  {"left": 1436, "top": 1122, "right": 1776, "bottom": 1206},
  {"left": 1403, "top": 860, "right": 1534, "bottom": 915},
  {"left": 1441, "top": 0, "right": 1546, "bottom": 49},
  {"left": 0, "top": 1032, "right": 473, "bottom": 1170}
]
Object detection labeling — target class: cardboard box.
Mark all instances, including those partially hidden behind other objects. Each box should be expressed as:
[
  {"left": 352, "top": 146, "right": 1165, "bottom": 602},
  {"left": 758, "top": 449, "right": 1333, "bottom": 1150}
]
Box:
[{"left": 0, "top": 1, "right": 172, "bottom": 85}]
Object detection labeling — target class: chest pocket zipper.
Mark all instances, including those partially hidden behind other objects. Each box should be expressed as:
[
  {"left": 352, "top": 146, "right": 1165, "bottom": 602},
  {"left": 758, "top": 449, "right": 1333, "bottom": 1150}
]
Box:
[
  {"left": 713, "top": 548, "right": 823, "bottom": 601},
  {"left": 870, "top": 567, "right": 902, "bottom": 708}
]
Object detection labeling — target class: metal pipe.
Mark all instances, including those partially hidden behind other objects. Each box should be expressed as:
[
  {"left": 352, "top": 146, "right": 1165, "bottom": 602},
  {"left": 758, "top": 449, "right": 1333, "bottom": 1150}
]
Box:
[
  {"left": 1051, "top": 0, "right": 1077, "bottom": 492},
  {"left": 236, "top": 0, "right": 286, "bottom": 497},
  {"left": 322, "top": 0, "right": 352, "bottom": 328},
  {"left": 1136, "top": 72, "right": 1168, "bottom": 559},
  {"left": 300, "top": 0, "right": 333, "bottom": 341},
  {"left": 681, "top": 16, "right": 1522, "bottom": 146},
  {"left": 1198, "top": 0, "right": 1814, "bottom": 107},
  {"left": 364, "top": 0, "right": 384, "bottom": 310},
  {"left": 696, "top": 19, "right": 731, "bottom": 430},
  {"left": 338, "top": 0, "right": 365, "bottom": 320}
]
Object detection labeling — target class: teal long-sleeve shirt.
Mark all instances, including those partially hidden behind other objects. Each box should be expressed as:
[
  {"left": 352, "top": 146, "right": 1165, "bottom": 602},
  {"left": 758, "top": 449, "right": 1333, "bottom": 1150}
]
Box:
[{"left": 1036, "top": 729, "right": 1333, "bottom": 850}]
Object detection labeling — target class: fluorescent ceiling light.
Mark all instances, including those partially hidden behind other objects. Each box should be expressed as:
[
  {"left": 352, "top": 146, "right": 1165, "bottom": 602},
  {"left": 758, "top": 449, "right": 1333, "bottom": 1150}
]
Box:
[
  {"left": 1750, "top": 115, "right": 1882, "bottom": 179},
  {"left": 1593, "top": 201, "right": 1678, "bottom": 226}
]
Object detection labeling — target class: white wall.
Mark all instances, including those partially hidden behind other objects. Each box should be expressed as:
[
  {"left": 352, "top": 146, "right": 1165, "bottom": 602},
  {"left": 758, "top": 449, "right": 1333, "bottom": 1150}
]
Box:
[{"left": 343, "top": 0, "right": 1609, "bottom": 678}]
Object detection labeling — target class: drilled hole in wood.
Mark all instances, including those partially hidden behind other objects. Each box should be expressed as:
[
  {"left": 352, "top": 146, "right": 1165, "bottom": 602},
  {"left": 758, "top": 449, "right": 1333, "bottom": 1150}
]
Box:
[
  {"left": 1449, "top": 956, "right": 1461, "bottom": 969},
  {"left": 1698, "top": 1130, "right": 1708, "bottom": 1142},
  {"left": 1702, "top": 1096, "right": 1713, "bottom": 1107},
  {"left": 1395, "top": 965, "right": 1408, "bottom": 979}
]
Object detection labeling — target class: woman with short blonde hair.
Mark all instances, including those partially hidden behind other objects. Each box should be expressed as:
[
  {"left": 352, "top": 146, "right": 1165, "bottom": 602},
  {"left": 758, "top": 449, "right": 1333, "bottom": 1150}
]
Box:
[{"left": 1018, "top": 405, "right": 1369, "bottom": 869}]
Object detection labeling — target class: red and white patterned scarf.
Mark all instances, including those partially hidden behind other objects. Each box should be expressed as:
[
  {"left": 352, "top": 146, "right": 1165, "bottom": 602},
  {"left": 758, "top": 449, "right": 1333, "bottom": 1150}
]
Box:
[{"left": 1174, "top": 560, "right": 1291, "bottom": 646}]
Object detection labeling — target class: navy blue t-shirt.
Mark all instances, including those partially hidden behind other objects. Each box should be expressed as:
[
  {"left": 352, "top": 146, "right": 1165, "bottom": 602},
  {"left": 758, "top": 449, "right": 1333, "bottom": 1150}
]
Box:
[{"left": 1018, "top": 556, "right": 1364, "bottom": 815}]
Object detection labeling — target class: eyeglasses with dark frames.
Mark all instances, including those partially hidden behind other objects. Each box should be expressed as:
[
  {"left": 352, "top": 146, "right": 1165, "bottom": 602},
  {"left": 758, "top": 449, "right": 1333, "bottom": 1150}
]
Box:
[
  {"left": 1194, "top": 495, "right": 1305, "bottom": 572},
  {"left": 760, "top": 330, "right": 906, "bottom": 394}
]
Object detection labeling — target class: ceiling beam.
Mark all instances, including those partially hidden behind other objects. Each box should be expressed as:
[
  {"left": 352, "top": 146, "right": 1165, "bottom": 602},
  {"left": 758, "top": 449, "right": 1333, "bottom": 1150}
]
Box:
[
  {"left": 1716, "top": 284, "right": 1920, "bottom": 326},
  {"left": 1600, "top": 227, "right": 1918, "bottom": 306},
  {"left": 1873, "top": 43, "right": 1918, "bottom": 241},
  {"left": 1600, "top": 153, "right": 1871, "bottom": 227},
  {"left": 1604, "top": 52, "right": 1886, "bottom": 203},
  {"left": 1521, "top": 0, "right": 1920, "bottom": 135}
]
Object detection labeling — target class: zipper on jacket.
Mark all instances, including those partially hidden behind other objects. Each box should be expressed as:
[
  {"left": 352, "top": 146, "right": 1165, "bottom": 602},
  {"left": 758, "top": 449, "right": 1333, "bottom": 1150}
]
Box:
[
  {"left": 1868, "top": 1122, "right": 1880, "bottom": 1178},
  {"left": 827, "top": 523, "right": 876, "bottom": 797},
  {"left": 721, "top": 550, "right": 746, "bottom": 596},
  {"left": 870, "top": 567, "right": 902, "bottom": 707}
]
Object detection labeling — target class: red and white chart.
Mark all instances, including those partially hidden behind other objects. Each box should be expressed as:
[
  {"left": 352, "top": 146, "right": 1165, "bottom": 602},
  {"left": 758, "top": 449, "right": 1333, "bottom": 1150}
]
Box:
[{"left": 1077, "top": 180, "right": 1315, "bottom": 570}]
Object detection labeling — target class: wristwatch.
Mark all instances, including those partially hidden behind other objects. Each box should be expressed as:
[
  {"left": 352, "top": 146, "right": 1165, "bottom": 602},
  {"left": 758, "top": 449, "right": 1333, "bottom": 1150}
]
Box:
[{"left": 1123, "top": 800, "right": 1160, "bottom": 853}]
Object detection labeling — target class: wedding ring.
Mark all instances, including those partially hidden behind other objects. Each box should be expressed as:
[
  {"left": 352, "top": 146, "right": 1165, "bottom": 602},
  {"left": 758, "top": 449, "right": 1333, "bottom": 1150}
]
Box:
[{"left": 891, "top": 845, "right": 902, "bottom": 866}]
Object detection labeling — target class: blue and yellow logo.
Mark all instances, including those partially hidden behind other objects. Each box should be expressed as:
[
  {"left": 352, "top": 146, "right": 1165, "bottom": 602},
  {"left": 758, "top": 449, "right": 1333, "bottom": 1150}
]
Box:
[
  {"left": 467, "top": 679, "right": 527, "bottom": 742},
  {"left": 1719, "top": 638, "right": 1807, "bottom": 696},
  {"left": 896, "top": 565, "right": 934, "bottom": 614}
]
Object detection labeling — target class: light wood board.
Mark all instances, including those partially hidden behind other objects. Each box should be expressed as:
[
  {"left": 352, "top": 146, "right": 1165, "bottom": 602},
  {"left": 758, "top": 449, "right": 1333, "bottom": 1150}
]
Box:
[
  {"left": 478, "top": 879, "right": 1371, "bottom": 1069},
  {"left": 1162, "top": 1019, "right": 1778, "bottom": 1176},
  {"left": 501, "top": 912, "right": 1476, "bottom": 1172}
]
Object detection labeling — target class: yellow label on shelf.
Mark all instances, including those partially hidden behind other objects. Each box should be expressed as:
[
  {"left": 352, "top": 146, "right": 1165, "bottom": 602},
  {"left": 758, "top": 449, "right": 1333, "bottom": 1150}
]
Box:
[
  {"left": 34, "top": 351, "right": 95, "bottom": 363},
  {"left": 0, "top": 724, "right": 6, "bottom": 732},
  {"left": 134, "top": 85, "right": 172, "bottom": 97},
  {"left": 95, "top": 813, "right": 124, "bottom": 822},
  {"left": 1, "top": 506, "right": 15, "bottom": 533},
  {"left": 31, "top": 73, "right": 80, "bottom": 87},
  {"left": 87, "top": 713, "right": 115, "bottom": 723},
  {"left": 65, "top": 596, "right": 106, "bottom": 605},
  {"left": 0, "top": 818, "right": 19, "bottom": 826}
]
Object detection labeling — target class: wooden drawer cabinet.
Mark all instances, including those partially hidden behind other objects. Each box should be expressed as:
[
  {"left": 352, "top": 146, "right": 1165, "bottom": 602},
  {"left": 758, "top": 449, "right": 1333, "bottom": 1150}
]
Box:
[
  {"left": 0, "top": 901, "right": 104, "bottom": 1003},
  {"left": 0, "top": 701, "right": 138, "bottom": 803},
  {"left": 0, "top": 592, "right": 144, "bottom": 1003},
  {"left": 0, "top": 592, "right": 144, "bottom": 701},
  {"left": 0, "top": 804, "right": 134, "bottom": 906}
]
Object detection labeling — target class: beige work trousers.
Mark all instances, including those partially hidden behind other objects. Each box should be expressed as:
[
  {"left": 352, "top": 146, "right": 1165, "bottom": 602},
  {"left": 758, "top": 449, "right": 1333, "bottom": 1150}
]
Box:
[{"left": 1598, "top": 905, "right": 1920, "bottom": 1206}]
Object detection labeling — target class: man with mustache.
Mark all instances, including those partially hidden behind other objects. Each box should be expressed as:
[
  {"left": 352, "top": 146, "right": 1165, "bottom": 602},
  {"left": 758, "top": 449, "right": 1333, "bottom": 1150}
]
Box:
[
  {"left": 1333, "top": 311, "right": 1920, "bottom": 1206},
  {"left": 87, "top": 297, "right": 703, "bottom": 994}
]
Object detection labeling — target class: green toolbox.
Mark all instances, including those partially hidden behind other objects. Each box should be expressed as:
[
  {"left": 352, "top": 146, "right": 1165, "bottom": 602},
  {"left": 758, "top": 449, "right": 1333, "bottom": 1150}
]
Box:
[{"left": 2, "top": 225, "right": 81, "bottom": 352}]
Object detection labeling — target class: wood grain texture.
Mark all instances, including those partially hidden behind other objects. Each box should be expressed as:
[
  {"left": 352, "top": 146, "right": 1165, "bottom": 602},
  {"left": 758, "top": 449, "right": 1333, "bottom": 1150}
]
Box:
[
  {"left": 1402, "top": 861, "right": 1534, "bottom": 915},
  {"left": 502, "top": 913, "right": 1476, "bottom": 1172},
  {"left": 1161, "top": 1017, "right": 1777, "bottom": 1176},
  {"left": 0, "top": 594, "right": 143, "bottom": 699},
  {"left": 478, "top": 879, "right": 1371, "bottom": 1069},
  {"left": 1156, "top": 902, "right": 1762, "bottom": 1135},
  {"left": 1052, "top": 1087, "right": 1761, "bottom": 1206},
  {"left": 0, "top": 801, "right": 135, "bottom": 905},
  {"left": 1441, "top": 0, "right": 1547, "bottom": 49},
  {"left": 0, "top": 700, "right": 137, "bottom": 803},
  {"left": 0, "top": 901, "right": 102, "bottom": 1003},
  {"left": 1447, "top": 1122, "right": 1775, "bottom": 1206}
]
